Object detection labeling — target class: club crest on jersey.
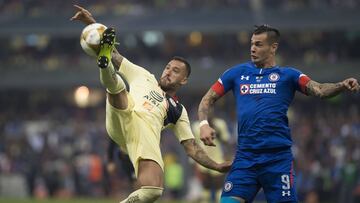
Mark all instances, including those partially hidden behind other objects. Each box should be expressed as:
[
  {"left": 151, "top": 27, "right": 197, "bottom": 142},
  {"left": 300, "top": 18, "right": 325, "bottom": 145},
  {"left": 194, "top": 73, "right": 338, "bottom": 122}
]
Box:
[
  {"left": 240, "top": 84, "right": 250, "bottom": 94},
  {"left": 224, "top": 181, "right": 233, "bottom": 192},
  {"left": 269, "top": 73, "right": 280, "bottom": 82}
]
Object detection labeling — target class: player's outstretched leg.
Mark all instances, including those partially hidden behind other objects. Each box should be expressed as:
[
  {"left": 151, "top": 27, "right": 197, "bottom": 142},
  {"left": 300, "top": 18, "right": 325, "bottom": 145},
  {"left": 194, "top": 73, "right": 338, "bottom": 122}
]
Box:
[
  {"left": 98, "top": 27, "right": 116, "bottom": 69},
  {"left": 97, "top": 27, "right": 125, "bottom": 95},
  {"left": 119, "top": 160, "right": 164, "bottom": 203}
]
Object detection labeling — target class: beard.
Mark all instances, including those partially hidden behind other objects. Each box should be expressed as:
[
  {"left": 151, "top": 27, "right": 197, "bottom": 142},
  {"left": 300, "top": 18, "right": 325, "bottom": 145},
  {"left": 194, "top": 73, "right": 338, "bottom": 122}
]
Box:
[{"left": 159, "top": 78, "right": 174, "bottom": 92}]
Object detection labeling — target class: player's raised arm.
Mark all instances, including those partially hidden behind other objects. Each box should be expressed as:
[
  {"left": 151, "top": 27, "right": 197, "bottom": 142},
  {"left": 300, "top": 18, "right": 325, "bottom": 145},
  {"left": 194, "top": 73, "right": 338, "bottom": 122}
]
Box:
[
  {"left": 198, "top": 88, "right": 223, "bottom": 146},
  {"left": 306, "top": 78, "right": 359, "bottom": 99},
  {"left": 181, "top": 138, "right": 232, "bottom": 173},
  {"left": 70, "top": 5, "right": 96, "bottom": 25},
  {"left": 70, "top": 5, "right": 125, "bottom": 70}
]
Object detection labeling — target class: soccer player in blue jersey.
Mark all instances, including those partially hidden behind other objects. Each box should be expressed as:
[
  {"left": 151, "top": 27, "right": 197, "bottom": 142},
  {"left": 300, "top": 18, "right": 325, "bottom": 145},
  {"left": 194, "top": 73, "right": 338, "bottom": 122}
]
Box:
[{"left": 198, "top": 25, "right": 360, "bottom": 203}]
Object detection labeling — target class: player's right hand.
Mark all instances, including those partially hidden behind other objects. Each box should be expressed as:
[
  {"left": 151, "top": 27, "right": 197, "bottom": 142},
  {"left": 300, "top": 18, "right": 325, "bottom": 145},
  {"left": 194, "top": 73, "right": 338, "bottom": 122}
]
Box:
[
  {"left": 70, "top": 5, "right": 96, "bottom": 25},
  {"left": 200, "top": 124, "right": 216, "bottom": 147},
  {"left": 342, "top": 78, "right": 360, "bottom": 92},
  {"left": 216, "top": 160, "right": 232, "bottom": 173}
]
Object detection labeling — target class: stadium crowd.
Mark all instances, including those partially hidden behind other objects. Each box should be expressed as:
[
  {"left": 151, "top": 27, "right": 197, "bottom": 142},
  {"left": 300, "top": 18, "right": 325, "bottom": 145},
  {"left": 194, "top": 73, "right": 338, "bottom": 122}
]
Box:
[
  {"left": 0, "top": 1, "right": 359, "bottom": 203},
  {"left": 0, "top": 91, "right": 359, "bottom": 203},
  {"left": 0, "top": 0, "right": 359, "bottom": 18},
  {"left": 0, "top": 30, "right": 360, "bottom": 72}
]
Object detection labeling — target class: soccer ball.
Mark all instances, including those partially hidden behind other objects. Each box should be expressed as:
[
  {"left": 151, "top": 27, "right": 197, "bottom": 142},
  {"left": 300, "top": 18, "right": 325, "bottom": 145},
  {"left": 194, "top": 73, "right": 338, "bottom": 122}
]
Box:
[{"left": 80, "top": 23, "right": 107, "bottom": 57}]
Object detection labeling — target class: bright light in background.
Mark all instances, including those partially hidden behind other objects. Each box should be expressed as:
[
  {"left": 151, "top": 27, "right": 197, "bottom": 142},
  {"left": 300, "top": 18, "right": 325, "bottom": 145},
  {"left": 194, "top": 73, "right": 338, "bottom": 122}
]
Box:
[
  {"left": 72, "top": 86, "right": 104, "bottom": 108},
  {"left": 74, "top": 86, "right": 90, "bottom": 108},
  {"left": 188, "top": 31, "right": 202, "bottom": 46},
  {"left": 142, "top": 31, "right": 164, "bottom": 47}
]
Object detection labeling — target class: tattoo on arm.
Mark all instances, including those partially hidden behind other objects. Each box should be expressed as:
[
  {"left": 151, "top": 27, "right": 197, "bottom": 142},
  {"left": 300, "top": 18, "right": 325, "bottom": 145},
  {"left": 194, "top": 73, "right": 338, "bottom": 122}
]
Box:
[
  {"left": 198, "top": 89, "right": 221, "bottom": 121},
  {"left": 306, "top": 80, "right": 344, "bottom": 99},
  {"left": 111, "top": 48, "right": 124, "bottom": 71},
  {"left": 181, "top": 139, "right": 218, "bottom": 170}
]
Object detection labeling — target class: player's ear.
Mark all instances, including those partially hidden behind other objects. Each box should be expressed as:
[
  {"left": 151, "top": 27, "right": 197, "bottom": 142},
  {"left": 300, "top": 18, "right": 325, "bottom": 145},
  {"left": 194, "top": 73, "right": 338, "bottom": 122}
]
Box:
[
  {"left": 271, "top": 42, "right": 278, "bottom": 54},
  {"left": 180, "top": 77, "right": 188, "bottom": 85}
]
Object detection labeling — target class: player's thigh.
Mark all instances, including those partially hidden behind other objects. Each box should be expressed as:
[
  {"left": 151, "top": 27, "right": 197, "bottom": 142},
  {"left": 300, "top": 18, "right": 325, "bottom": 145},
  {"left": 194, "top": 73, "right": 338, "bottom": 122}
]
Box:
[
  {"left": 221, "top": 167, "right": 260, "bottom": 202},
  {"left": 105, "top": 93, "right": 135, "bottom": 149},
  {"left": 107, "top": 91, "right": 128, "bottom": 110},
  {"left": 259, "top": 159, "right": 298, "bottom": 203},
  {"left": 137, "top": 159, "right": 164, "bottom": 188}
]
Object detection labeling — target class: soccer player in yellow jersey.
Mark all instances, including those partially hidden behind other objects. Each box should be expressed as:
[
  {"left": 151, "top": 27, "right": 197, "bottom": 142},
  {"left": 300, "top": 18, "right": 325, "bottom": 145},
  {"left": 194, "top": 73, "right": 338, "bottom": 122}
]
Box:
[
  {"left": 71, "top": 5, "right": 232, "bottom": 203},
  {"left": 192, "top": 114, "right": 232, "bottom": 203}
]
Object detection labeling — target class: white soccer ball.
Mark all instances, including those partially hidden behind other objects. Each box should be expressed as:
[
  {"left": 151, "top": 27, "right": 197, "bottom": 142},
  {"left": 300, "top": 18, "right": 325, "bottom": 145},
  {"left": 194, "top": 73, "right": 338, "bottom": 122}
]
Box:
[{"left": 80, "top": 23, "right": 107, "bottom": 57}]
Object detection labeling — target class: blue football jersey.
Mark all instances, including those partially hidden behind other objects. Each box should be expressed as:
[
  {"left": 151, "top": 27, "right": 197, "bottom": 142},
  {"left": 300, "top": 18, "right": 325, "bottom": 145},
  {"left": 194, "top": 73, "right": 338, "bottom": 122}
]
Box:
[{"left": 212, "top": 61, "right": 310, "bottom": 166}]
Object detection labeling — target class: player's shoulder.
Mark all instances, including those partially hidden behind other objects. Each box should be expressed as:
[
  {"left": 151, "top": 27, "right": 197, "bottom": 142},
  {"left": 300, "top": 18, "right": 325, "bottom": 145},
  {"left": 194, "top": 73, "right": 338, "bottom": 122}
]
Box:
[
  {"left": 277, "top": 65, "right": 302, "bottom": 74},
  {"left": 223, "top": 61, "right": 253, "bottom": 75},
  {"left": 232, "top": 61, "right": 253, "bottom": 70}
]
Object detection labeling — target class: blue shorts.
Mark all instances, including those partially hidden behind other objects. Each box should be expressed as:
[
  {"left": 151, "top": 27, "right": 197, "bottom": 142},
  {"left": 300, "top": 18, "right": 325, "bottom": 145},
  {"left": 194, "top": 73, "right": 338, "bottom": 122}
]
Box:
[{"left": 221, "top": 157, "right": 297, "bottom": 203}]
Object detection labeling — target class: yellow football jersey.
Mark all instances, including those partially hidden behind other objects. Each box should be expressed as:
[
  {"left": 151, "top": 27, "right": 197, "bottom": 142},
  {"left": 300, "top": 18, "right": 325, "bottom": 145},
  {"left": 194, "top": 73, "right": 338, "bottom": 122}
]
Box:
[{"left": 106, "top": 58, "right": 194, "bottom": 176}]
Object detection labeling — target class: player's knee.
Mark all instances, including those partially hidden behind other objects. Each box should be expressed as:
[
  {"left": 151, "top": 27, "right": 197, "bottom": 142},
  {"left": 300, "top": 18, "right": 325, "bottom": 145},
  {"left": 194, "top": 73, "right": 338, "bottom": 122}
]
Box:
[
  {"left": 140, "top": 186, "right": 163, "bottom": 202},
  {"left": 137, "top": 160, "right": 164, "bottom": 187},
  {"left": 220, "top": 196, "right": 245, "bottom": 203}
]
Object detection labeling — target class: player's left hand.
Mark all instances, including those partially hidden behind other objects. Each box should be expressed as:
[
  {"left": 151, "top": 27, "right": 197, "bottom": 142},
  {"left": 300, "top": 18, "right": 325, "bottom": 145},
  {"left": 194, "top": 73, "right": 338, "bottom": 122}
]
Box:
[
  {"left": 216, "top": 160, "right": 232, "bottom": 173},
  {"left": 342, "top": 78, "right": 360, "bottom": 92},
  {"left": 70, "top": 4, "right": 96, "bottom": 25}
]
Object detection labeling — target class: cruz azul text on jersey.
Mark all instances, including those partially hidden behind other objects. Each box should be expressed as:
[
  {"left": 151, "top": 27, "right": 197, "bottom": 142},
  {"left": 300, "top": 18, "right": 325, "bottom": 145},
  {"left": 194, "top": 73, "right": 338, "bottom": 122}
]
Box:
[{"left": 240, "top": 83, "right": 277, "bottom": 95}]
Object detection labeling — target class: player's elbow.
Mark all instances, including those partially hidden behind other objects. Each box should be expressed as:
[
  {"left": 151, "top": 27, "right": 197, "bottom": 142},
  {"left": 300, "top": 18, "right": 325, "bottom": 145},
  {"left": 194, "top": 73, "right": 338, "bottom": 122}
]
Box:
[
  {"left": 181, "top": 139, "right": 196, "bottom": 157},
  {"left": 184, "top": 146, "right": 195, "bottom": 158}
]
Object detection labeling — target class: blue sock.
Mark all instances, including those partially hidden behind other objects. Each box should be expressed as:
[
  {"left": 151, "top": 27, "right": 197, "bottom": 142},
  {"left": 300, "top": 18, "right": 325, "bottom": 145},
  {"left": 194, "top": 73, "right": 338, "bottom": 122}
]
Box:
[{"left": 220, "top": 196, "right": 242, "bottom": 203}]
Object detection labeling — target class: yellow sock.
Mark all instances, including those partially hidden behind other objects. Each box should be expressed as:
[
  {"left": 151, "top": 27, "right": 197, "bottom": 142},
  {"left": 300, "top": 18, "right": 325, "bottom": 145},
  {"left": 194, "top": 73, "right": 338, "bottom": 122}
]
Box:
[{"left": 99, "top": 61, "right": 125, "bottom": 94}]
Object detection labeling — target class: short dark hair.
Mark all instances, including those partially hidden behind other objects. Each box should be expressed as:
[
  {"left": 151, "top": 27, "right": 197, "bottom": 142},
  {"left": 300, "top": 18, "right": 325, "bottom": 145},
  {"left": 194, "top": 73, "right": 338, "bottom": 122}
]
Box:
[
  {"left": 172, "top": 56, "right": 191, "bottom": 77},
  {"left": 253, "top": 24, "right": 280, "bottom": 44}
]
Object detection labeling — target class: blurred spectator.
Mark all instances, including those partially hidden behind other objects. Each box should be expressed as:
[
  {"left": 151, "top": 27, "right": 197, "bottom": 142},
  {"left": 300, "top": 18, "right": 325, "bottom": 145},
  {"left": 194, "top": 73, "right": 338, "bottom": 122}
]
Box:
[
  {"left": 164, "top": 153, "right": 184, "bottom": 200},
  {"left": 1, "top": 30, "right": 359, "bottom": 72},
  {"left": 0, "top": 0, "right": 359, "bottom": 18}
]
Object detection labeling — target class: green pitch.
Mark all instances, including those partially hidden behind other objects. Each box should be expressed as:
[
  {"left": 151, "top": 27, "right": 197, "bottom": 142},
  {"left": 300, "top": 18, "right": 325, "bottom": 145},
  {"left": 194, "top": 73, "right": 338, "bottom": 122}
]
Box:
[{"left": 0, "top": 198, "right": 186, "bottom": 203}]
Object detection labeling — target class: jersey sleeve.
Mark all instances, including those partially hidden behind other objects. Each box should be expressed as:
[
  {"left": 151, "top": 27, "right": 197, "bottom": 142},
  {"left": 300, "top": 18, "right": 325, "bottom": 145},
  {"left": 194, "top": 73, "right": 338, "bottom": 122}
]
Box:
[
  {"left": 191, "top": 121, "right": 200, "bottom": 140},
  {"left": 118, "top": 58, "right": 153, "bottom": 82},
  {"left": 211, "top": 68, "right": 236, "bottom": 96},
  {"left": 172, "top": 106, "right": 195, "bottom": 142},
  {"left": 288, "top": 68, "right": 311, "bottom": 95}
]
